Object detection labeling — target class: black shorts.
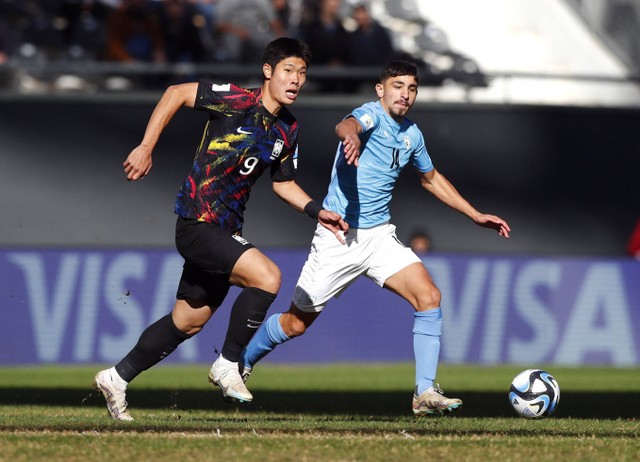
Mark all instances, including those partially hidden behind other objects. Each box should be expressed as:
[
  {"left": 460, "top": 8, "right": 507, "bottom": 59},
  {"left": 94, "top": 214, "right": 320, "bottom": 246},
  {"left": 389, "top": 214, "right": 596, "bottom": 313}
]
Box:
[{"left": 174, "top": 216, "right": 255, "bottom": 306}]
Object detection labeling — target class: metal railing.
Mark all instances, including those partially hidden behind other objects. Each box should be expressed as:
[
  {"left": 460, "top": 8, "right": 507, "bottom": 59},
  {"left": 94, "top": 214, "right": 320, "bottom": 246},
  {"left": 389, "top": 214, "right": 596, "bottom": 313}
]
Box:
[{"left": 1, "top": 60, "right": 638, "bottom": 106}]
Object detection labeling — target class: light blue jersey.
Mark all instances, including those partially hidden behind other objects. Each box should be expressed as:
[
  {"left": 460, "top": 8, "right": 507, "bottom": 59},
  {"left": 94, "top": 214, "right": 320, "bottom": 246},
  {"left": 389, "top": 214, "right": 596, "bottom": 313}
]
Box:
[{"left": 322, "top": 101, "right": 434, "bottom": 228}]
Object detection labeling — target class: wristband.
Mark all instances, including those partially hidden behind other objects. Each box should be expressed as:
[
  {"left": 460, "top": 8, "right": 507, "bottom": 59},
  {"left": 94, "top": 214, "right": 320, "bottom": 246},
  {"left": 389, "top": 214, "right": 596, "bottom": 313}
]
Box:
[{"left": 304, "top": 200, "right": 324, "bottom": 219}]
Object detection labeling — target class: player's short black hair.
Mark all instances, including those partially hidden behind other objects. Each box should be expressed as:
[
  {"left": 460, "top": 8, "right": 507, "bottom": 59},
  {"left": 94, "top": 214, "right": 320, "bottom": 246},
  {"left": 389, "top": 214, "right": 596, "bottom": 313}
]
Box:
[
  {"left": 262, "top": 37, "right": 312, "bottom": 70},
  {"left": 379, "top": 60, "right": 420, "bottom": 85}
]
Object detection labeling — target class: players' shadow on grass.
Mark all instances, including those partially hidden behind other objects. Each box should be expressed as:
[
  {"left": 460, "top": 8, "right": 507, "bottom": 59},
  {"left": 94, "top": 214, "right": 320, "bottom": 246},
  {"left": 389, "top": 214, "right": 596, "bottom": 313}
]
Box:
[{"left": 1, "top": 387, "right": 638, "bottom": 420}]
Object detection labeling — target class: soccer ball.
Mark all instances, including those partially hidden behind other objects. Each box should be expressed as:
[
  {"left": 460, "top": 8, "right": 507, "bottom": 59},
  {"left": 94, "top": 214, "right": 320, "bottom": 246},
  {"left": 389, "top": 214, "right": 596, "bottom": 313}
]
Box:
[{"left": 509, "top": 369, "right": 560, "bottom": 419}]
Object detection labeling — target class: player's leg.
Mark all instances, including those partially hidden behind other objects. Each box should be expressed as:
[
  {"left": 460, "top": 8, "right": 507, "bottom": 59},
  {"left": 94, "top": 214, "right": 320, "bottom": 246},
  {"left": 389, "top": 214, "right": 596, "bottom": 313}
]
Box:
[
  {"left": 383, "top": 263, "right": 462, "bottom": 415},
  {"left": 94, "top": 217, "right": 232, "bottom": 419},
  {"left": 95, "top": 258, "right": 226, "bottom": 420},
  {"left": 224, "top": 247, "right": 281, "bottom": 359},
  {"left": 172, "top": 216, "right": 265, "bottom": 402},
  {"left": 94, "top": 297, "right": 213, "bottom": 421},
  {"left": 209, "top": 247, "right": 282, "bottom": 402},
  {"left": 367, "top": 224, "right": 460, "bottom": 415},
  {"left": 383, "top": 262, "right": 441, "bottom": 392},
  {"left": 241, "top": 223, "right": 362, "bottom": 377},
  {"left": 241, "top": 303, "right": 321, "bottom": 376},
  {"left": 117, "top": 299, "right": 213, "bottom": 381}
]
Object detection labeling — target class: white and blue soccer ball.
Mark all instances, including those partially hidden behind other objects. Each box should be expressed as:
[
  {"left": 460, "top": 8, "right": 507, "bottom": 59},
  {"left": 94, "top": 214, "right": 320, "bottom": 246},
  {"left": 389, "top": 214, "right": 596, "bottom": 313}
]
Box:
[{"left": 509, "top": 369, "right": 560, "bottom": 419}]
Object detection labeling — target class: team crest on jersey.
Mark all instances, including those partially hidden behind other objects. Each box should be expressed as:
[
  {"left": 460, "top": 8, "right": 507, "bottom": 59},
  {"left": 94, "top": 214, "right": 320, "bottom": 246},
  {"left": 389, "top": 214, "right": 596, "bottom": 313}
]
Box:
[
  {"left": 270, "top": 139, "right": 285, "bottom": 159},
  {"left": 403, "top": 136, "right": 411, "bottom": 150},
  {"left": 211, "top": 83, "right": 231, "bottom": 92}
]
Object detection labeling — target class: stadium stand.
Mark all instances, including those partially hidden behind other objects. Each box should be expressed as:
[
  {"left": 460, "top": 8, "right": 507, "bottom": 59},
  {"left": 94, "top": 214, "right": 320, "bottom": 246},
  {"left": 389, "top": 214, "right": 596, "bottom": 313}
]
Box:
[
  {"left": 0, "top": 0, "right": 637, "bottom": 104},
  {"left": 0, "top": 0, "right": 490, "bottom": 92}
]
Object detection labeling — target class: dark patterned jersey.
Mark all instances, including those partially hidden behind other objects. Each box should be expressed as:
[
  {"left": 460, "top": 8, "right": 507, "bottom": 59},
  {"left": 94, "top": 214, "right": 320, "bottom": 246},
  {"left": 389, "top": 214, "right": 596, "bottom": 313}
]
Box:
[{"left": 175, "top": 80, "right": 299, "bottom": 233}]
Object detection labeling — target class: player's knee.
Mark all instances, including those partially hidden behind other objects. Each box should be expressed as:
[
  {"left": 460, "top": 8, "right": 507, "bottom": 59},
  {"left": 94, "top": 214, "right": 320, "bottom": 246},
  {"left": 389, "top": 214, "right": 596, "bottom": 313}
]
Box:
[
  {"left": 285, "top": 318, "right": 307, "bottom": 338},
  {"left": 174, "top": 316, "right": 206, "bottom": 336},
  {"left": 415, "top": 285, "right": 441, "bottom": 311},
  {"left": 261, "top": 266, "right": 281, "bottom": 293},
  {"left": 249, "top": 263, "right": 281, "bottom": 293},
  {"left": 172, "top": 299, "right": 211, "bottom": 335},
  {"left": 233, "top": 251, "right": 282, "bottom": 292},
  {"left": 183, "top": 324, "right": 204, "bottom": 336},
  {"left": 281, "top": 312, "right": 309, "bottom": 338}
]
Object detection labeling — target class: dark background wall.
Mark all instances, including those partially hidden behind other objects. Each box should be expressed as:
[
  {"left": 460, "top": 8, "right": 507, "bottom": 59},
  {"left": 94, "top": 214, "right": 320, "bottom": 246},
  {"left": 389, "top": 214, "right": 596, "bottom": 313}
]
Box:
[{"left": 1, "top": 94, "right": 638, "bottom": 256}]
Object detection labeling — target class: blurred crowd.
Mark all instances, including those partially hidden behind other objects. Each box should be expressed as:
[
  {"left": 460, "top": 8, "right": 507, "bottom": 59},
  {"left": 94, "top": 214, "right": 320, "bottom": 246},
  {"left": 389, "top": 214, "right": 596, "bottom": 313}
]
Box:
[{"left": 0, "top": 0, "right": 427, "bottom": 90}]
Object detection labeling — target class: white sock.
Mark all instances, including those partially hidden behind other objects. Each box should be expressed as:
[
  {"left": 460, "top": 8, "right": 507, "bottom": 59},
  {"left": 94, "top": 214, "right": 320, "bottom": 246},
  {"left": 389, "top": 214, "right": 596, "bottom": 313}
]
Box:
[
  {"left": 109, "top": 367, "right": 128, "bottom": 389},
  {"left": 216, "top": 355, "right": 238, "bottom": 367}
]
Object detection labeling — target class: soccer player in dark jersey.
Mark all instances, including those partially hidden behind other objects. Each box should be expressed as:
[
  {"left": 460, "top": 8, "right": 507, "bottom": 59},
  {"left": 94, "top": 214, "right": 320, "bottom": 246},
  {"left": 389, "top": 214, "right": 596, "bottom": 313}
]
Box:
[{"left": 93, "top": 37, "right": 348, "bottom": 421}]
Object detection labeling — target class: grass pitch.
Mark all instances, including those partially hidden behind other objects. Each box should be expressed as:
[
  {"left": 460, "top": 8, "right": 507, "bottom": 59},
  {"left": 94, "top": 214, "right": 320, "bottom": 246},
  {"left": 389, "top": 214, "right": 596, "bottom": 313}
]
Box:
[{"left": 1, "top": 364, "right": 639, "bottom": 461}]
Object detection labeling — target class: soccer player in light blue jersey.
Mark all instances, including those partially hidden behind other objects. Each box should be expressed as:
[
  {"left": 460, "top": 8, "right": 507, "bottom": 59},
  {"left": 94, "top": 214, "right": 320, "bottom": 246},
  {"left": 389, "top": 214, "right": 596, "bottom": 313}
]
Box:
[{"left": 241, "top": 60, "right": 511, "bottom": 416}]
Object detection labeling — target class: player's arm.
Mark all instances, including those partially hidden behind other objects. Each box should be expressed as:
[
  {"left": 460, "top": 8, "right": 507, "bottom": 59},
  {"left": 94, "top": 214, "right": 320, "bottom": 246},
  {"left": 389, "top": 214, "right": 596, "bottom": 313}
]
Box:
[
  {"left": 335, "top": 117, "right": 363, "bottom": 166},
  {"left": 272, "top": 180, "right": 348, "bottom": 244},
  {"left": 123, "top": 82, "right": 199, "bottom": 181},
  {"left": 418, "top": 169, "right": 511, "bottom": 238}
]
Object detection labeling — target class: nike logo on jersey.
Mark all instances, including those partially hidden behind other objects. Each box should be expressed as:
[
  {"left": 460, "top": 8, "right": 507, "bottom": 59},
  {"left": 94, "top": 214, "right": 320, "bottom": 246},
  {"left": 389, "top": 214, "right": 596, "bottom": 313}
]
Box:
[{"left": 237, "top": 127, "right": 252, "bottom": 135}]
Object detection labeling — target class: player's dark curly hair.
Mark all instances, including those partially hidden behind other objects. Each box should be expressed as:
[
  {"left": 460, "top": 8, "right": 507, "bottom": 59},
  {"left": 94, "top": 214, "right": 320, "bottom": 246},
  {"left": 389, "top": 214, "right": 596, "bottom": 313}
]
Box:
[
  {"left": 262, "top": 37, "right": 312, "bottom": 70},
  {"left": 379, "top": 60, "right": 420, "bottom": 85}
]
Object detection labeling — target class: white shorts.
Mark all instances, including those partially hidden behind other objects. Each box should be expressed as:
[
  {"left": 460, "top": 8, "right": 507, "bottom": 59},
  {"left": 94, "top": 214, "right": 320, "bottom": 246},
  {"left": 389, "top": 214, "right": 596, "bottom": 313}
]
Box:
[{"left": 292, "top": 222, "right": 422, "bottom": 312}]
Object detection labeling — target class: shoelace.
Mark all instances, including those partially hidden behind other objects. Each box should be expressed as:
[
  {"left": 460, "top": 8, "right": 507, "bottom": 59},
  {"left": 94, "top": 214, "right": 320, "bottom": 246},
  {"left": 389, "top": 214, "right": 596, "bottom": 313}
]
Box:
[
  {"left": 217, "top": 366, "right": 244, "bottom": 387},
  {"left": 104, "top": 374, "right": 129, "bottom": 409},
  {"left": 112, "top": 388, "right": 129, "bottom": 410},
  {"left": 433, "top": 383, "right": 444, "bottom": 395}
]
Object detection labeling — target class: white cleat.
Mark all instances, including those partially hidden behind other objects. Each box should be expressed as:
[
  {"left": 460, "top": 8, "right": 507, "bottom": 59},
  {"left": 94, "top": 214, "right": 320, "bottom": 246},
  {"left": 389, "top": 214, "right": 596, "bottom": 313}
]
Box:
[
  {"left": 208, "top": 356, "right": 253, "bottom": 403},
  {"left": 412, "top": 384, "right": 462, "bottom": 416},
  {"left": 241, "top": 365, "right": 252, "bottom": 383},
  {"left": 93, "top": 369, "right": 134, "bottom": 421}
]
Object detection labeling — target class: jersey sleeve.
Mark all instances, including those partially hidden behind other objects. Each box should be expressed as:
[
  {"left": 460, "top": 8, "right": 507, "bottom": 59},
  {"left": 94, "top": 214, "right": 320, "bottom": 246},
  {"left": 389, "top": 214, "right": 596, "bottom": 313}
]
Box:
[
  {"left": 412, "top": 130, "right": 434, "bottom": 173},
  {"left": 271, "top": 144, "right": 298, "bottom": 182},
  {"left": 194, "top": 80, "right": 232, "bottom": 113},
  {"left": 350, "top": 104, "right": 378, "bottom": 133}
]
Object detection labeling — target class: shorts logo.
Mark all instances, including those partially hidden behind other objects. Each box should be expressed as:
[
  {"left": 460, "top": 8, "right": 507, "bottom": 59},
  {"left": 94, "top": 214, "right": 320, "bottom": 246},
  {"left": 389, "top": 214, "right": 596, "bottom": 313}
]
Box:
[
  {"left": 237, "top": 127, "right": 252, "bottom": 135},
  {"left": 270, "top": 139, "right": 285, "bottom": 159},
  {"left": 232, "top": 234, "right": 251, "bottom": 246},
  {"left": 300, "top": 292, "right": 313, "bottom": 307}
]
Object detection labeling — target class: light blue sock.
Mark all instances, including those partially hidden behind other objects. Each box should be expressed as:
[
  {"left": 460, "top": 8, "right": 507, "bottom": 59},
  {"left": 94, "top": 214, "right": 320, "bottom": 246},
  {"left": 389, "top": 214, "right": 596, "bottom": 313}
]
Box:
[
  {"left": 241, "top": 313, "right": 290, "bottom": 369},
  {"left": 413, "top": 307, "right": 442, "bottom": 395}
]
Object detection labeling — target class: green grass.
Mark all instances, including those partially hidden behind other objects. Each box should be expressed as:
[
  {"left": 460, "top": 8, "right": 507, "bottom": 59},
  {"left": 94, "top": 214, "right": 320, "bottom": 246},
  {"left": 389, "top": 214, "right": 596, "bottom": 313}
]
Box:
[{"left": 1, "top": 364, "right": 639, "bottom": 461}]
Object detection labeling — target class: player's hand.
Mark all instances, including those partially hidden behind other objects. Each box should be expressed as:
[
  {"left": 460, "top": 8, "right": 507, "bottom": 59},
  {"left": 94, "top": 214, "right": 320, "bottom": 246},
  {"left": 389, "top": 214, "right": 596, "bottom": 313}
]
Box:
[
  {"left": 318, "top": 209, "right": 349, "bottom": 244},
  {"left": 342, "top": 134, "right": 361, "bottom": 167},
  {"left": 475, "top": 214, "right": 511, "bottom": 239},
  {"left": 123, "top": 145, "right": 153, "bottom": 181}
]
